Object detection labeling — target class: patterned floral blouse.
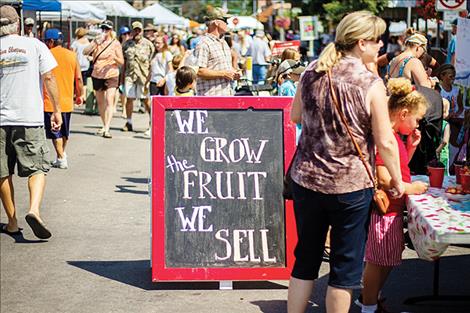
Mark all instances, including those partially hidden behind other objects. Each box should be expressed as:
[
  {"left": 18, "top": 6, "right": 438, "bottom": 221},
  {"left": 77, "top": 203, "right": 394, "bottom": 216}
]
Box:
[{"left": 291, "top": 56, "right": 382, "bottom": 194}]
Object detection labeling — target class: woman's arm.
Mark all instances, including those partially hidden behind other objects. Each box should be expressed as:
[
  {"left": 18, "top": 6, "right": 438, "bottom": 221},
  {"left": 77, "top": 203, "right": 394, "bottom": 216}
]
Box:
[
  {"left": 409, "top": 58, "right": 432, "bottom": 88},
  {"left": 368, "top": 81, "right": 405, "bottom": 197},
  {"left": 290, "top": 85, "right": 302, "bottom": 124},
  {"left": 377, "top": 166, "right": 427, "bottom": 195},
  {"left": 83, "top": 40, "right": 98, "bottom": 56}
]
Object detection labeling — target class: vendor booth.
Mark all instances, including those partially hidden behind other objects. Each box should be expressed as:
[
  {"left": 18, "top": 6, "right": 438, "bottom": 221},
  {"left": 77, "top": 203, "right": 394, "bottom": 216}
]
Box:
[{"left": 139, "top": 2, "right": 188, "bottom": 26}]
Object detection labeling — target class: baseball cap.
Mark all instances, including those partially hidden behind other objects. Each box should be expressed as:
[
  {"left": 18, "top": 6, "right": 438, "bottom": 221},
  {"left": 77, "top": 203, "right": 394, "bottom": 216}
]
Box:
[
  {"left": 277, "top": 59, "right": 306, "bottom": 77},
  {"left": 99, "top": 20, "right": 113, "bottom": 30},
  {"left": 204, "top": 7, "right": 231, "bottom": 22},
  {"left": 0, "top": 5, "right": 19, "bottom": 26},
  {"left": 24, "top": 17, "right": 34, "bottom": 26},
  {"left": 131, "top": 21, "right": 143, "bottom": 30},
  {"left": 119, "top": 26, "right": 130, "bottom": 36},
  {"left": 144, "top": 23, "right": 157, "bottom": 31},
  {"left": 451, "top": 18, "right": 458, "bottom": 26},
  {"left": 44, "top": 28, "right": 63, "bottom": 41}
]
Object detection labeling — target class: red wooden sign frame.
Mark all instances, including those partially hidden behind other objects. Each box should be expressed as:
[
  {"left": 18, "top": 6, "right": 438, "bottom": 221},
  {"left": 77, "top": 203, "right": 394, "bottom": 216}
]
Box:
[{"left": 151, "top": 96, "right": 297, "bottom": 281}]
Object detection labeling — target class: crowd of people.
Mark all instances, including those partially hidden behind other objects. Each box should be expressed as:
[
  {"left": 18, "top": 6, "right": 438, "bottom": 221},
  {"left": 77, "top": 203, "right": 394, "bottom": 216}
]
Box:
[{"left": 1, "top": 4, "right": 469, "bottom": 313}]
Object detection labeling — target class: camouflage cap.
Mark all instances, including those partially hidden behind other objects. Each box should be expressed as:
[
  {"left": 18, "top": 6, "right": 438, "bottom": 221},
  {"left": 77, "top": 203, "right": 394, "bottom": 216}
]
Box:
[{"left": 204, "top": 7, "right": 231, "bottom": 23}]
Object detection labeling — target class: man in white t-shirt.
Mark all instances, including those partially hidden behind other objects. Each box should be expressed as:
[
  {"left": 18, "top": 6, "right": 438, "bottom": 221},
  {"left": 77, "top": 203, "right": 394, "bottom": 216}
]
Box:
[
  {"left": 250, "top": 30, "right": 271, "bottom": 85},
  {"left": 0, "top": 5, "right": 62, "bottom": 239}
]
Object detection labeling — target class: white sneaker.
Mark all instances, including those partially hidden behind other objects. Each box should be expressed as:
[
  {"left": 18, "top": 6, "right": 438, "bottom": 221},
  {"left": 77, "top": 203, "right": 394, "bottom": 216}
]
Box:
[
  {"left": 52, "top": 155, "right": 68, "bottom": 169},
  {"left": 143, "top": 128, "right": 151, "bottom": 138}
]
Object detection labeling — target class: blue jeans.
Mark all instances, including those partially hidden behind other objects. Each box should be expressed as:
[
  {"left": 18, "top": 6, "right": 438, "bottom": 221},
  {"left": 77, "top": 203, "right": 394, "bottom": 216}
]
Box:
[
  {"left": 252, "top": 64, "right": 268, "bottom": 85},
  {"left": 291, "top": 181, "right": 373, "bottom": 289}
]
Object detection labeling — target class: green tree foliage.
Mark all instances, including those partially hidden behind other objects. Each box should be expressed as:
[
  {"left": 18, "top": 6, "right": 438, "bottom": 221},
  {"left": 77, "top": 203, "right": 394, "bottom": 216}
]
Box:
[
  {"left": 159, "top": 0, "right": 256, "bottom": 22},
  {"left": 323, "top": 0, "right": 389, "bottom": 24}
]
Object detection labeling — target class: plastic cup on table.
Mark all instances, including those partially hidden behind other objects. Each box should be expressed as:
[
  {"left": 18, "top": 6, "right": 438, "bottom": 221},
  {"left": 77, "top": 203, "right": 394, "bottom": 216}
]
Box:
[
  {"left": 461, "top": 173, "right": 470, "bottom": 193},
  {"left": 455, "top": 164, "right": 463, "bottom": 184},
  {"left": 428, "top": 166, "right": 445, "bottom": 188}
]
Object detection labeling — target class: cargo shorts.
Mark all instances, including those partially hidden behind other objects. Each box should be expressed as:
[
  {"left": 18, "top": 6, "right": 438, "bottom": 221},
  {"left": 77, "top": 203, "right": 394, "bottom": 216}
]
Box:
[{"left": 0, "top": 126, "right": 51, "bottom": 178}]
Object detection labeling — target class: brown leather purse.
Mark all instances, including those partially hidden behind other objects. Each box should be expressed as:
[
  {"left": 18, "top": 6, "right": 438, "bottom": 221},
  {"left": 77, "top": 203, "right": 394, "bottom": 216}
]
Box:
[{"left": 327, "top": 70, "right": 390, "bottom": 215}]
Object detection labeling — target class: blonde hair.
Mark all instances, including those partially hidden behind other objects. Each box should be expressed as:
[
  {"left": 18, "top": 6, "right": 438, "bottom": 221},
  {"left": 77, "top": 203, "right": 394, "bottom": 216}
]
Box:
[
  {"left": 75, "top": 27, "right": 87, "bottom": 38},
  {"left": 171, "top": 54, "right": 184, "bottom": 69},
  {"left": 387, "top": 78, "right": 428, "bottom": 113},
  {"left": 281, "top": 48, "right": 300, "bottom": 62},
  {"left": 316, "top": 11, "right": 386, "bottom": 73}
]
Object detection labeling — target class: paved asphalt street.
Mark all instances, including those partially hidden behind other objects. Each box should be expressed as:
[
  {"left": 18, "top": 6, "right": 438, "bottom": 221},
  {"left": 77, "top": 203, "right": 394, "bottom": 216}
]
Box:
[{"left": 1, "top": 107, "right": 469, "bottom": 313}]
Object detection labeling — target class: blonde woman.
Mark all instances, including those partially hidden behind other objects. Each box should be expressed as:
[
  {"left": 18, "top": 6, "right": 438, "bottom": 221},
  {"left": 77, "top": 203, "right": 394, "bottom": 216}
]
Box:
[
  {"left": 387, "top": 31, "right": 432, "bottom": 88},
  {"left": 83, "top": 20, "right": 123, "bottom": 138},
  {"left": 149, "top": 36, "right": 173, "bottom": 96},
  {"left": 71, "top": 27, "right": 90, "bottom": 103},
  {"left": 288, "top": 11, "right": 404, "bottom": 313}
]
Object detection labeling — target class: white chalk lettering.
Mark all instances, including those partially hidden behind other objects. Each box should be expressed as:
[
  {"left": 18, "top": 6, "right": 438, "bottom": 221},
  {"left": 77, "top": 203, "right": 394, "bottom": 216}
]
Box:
[
  {"left": 214, "top": 229, "right": 276, "bottom": 263},
  {"left": 166, "top": 155, "right": 195, "bottom": 173},
  {"left": 174, "top": 205, "right": 213, "bottom": 232},
  {"left": 233, "top": 230, "right": 249, "bottom": 261},
  {"left": 196, "top": 205, "right": 213, "bottom": 232},
  {"left": 215, "top": 171, "right": 234, "bottom": 199},
  {"left": 241, "top": 138, "right": 268, "bottom": 163},
  {"left": 247, "top": 172, "right": 267, "bottom": 200},
  {"left": 174, "top": 110, "right": 208, "bottom": 134},
  {"left": 214, "top": 229, "right": 231, "bottom": 261},
  {"left": 247, "top": 230, "right": 261, "bottom": 262},
  {"left": 200, "top": 137, "right": 269, "bottom": 164},
  {"left": 174, "top": 206, "right": 199, "bottom": 232},
  {"left": 182, "top": 170, "right": 266, "bottom": 200},
  {"left": 260, "top": 229, "right": 276, "bottom": 262}
]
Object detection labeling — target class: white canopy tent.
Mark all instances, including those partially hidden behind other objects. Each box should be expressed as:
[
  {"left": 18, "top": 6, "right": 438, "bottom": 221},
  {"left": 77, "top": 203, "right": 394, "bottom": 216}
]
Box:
[
  {"left": 227, "top": 16, "right": 264, "bottom": 30},
  {"left": 37, "top": 1, "right": 106, "bottom": 22},
  {"left": 139, "top": 2, "right": 188, "bottom": 26},
  {"left": 85, "top": 1, "right": 141, "bottom": 18}
]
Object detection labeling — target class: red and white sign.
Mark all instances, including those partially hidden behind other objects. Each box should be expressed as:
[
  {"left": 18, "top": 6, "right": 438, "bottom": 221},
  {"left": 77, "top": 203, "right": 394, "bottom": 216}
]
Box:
[
  {"left": 271, "top": 40, "right": 301, "bottom": 57},
  {"left": 436, "top": 0, "right": 467, "bottom": 11}
]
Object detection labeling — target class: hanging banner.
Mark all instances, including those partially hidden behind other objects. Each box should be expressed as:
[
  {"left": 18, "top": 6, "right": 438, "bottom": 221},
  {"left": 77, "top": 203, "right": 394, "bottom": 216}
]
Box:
[
  {"left": 298, "top": 16, "right": 318, "bottom": 41},
  {"left": 444, "top": 10, "right": 460, "bottom": 30},
  {"left": 455, "top": 17, "right": 470, "bottom": 89}
]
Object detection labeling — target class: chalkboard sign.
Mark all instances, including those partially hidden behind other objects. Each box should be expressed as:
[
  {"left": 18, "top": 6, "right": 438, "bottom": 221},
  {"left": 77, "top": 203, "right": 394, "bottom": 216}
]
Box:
[{"left": 151, "top": 97, "right": 296, "bottom": 281}]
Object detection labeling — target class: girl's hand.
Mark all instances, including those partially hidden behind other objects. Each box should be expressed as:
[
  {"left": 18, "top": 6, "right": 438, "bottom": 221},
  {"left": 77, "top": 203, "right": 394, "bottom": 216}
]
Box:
[
  {"left": 407, "top": 129, "right": 421, "bottom": 148},
  {"left": 410, "top": 181, "right": 428, "bottom": 195}
]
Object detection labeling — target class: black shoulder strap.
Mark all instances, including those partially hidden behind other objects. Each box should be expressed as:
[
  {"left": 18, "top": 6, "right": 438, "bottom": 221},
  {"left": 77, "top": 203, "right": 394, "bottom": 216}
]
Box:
[{"left": 92, "top": 39, "right": 115, "bottom": 64}]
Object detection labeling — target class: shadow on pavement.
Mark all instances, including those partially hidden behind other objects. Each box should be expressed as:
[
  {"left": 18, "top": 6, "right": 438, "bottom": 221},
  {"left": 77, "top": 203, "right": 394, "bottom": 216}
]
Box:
[
  {"left": 121, "top": 177, "right": 148, "bottom": 184},
  {"left": 68, "top": 260, "right": 289, "bottom": 291},
  {"left": 251, "top": 300, "right": 286, "bottom": 313},
  {"left": 115, "top": 185, "right": 148, "bottom": 195},
  {"left": 0, "top": 223, "right": 49, "bottom": 244}
]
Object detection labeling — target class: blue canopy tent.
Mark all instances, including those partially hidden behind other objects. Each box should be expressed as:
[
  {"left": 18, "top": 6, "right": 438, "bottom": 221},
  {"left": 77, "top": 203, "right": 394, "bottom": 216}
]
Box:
[
  {"left": 14, "top": 0, "right": 62, "bottom": 37},
  {"left": 23, "top": 0, "right": 61, "bottom": 12}
]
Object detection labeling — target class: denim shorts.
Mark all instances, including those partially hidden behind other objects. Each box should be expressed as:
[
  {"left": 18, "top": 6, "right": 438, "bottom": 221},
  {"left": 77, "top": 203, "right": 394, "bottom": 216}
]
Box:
[
  {"left": 0, "top": 126, "right": 51, "bottom": 178},
  {"left": 44, "top": 112, "right": 71, "bottom": 139},
  {"left": 291, "top": 181, "right": 373, "bottom": 290}
]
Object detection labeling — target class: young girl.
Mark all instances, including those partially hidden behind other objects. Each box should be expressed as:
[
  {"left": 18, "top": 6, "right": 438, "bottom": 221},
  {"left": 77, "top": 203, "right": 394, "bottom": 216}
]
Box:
[
  {"left": 149, "top": 36, "right": 173, "bottom": 96},
  {"left": 175, "top": 66, "right": 196, "bottom": 96},
  {"left": 437, "top": 98, "right": 451, "bottom": 175},
  {"left": 438, "top": 64, "right": 464, "bottom": 119},
  {"left": 360, "top": 78, "right": 429, "bottom": 313}
]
